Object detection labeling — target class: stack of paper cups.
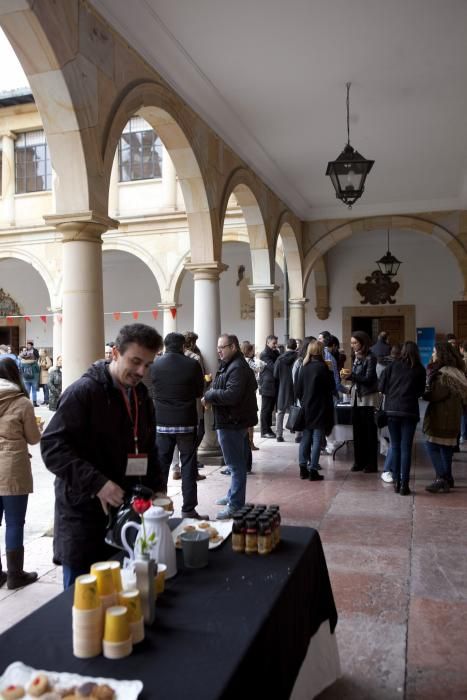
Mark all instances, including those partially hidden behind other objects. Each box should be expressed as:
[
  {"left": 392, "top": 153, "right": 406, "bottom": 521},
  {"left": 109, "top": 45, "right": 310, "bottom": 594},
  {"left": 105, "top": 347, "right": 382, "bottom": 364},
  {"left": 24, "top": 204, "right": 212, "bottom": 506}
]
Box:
[
  {"left": 91, "top": 562, "right": 117, "bottom": 611},
  {"left": 119, "top": 590, "right": 144, "bottom": 644},
  {"left": 72, "top": 574, "right": 103, "bottom": 658},
  {"left": 102, "top": 606, "right": 133, "bottom": 659},
  {"left": 108, "top": 561, "right": 123, "bottom": 593}
]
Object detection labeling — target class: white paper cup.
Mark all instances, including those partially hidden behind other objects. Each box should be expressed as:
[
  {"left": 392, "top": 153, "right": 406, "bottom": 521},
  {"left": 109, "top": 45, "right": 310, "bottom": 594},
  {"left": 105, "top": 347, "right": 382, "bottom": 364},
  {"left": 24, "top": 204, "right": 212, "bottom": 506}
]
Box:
[
  {"left": 72, "top": 605, "right": 103, "bottom": 624},
  {"left": 73, "top": 635, "right": 102, "bottom": 658},
  {"left": 103, "top": 637, "right": 132, "bottom": 659},
  {"left": 129, "top": 616, "right": 145, "bottom": 644}
]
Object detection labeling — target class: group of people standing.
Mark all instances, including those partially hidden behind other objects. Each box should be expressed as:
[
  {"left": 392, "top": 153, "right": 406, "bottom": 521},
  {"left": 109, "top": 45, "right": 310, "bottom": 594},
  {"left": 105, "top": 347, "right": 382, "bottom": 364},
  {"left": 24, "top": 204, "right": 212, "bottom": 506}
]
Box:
[{"left": 0, "top": 342, "right": 62, "bottom": 410}]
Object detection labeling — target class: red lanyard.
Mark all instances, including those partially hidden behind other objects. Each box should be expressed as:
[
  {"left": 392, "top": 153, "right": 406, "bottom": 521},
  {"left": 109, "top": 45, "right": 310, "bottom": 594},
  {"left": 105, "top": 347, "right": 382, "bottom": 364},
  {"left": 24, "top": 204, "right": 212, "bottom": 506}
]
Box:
[{"left": 120, "top": 387, "right": 139, "bottom": 454}]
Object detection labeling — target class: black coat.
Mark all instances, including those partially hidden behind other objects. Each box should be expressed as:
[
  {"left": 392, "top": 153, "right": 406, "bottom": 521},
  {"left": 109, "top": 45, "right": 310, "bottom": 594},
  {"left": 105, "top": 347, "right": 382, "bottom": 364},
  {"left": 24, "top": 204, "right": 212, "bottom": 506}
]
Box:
[
  {"left": 349, "top": 352, "right": 378, "bottom": 396},
  {"left": 258, "top": 346, "right": 279, "bottom": 397},
  {"left": 205, "top": 352, "right": 258, "bottom": 429},
  {"left": 295, "top": 360, "right": 335, "bottom": 434},
  {"left": 41, "top": 361, "right": 159, "bottom": 569},
  {"left": 150, "top": 351, "right": 204, "bottom": 426},
  {"left": 378, "top": 360, "right": 426, "bottom": 420},
  {"left": 370, "top": 339, "right": 391, "bottom": 360},
  {"left": 273, "top": 350, "right": 297, "bottom": 410}
]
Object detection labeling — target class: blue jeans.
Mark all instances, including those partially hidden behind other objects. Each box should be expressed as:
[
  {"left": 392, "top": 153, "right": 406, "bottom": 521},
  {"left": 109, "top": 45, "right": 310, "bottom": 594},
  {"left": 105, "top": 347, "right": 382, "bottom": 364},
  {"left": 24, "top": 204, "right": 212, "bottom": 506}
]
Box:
[
  {"left": 24, "top": 381, "right": 37, "bottom": 403},
  {"left": 299, "top": 428, "right": 324, "bottom": 470},
  {"left": 217, "top": 428, "right": 249, "bottom": 511},
  {"left": 425, "top": 441, "right": 454, "bottom": 480},
  {"left": 383, "top": 445, "right": 393, "bottom": 473},
  {"left": 0, "top": 495, "right": 29, "bottom": 550},
  {"left": 63, "top": 564, "right": 89, "bottom": 589},
  {"left": 41, "top": 384, "right": 49, "bottom": 404},
  {"left": 387, "top": 418, "right": 418, "bottom": 482}
]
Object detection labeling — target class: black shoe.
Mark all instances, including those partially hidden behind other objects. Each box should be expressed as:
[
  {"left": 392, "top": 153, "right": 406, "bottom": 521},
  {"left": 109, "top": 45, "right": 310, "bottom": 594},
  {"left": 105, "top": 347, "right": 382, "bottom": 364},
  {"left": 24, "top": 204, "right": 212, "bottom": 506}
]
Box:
[
  {"left": 261, "top": 432, "right": 276, "bottom": 438},
  {"left": 394, "top": 479, "right": 401, "bottom": 494},
  {"left": 299, "top": 465, "right": 309, "bottom": 480},
  {"left": 425, "top": 478, "right": 450, "bottom": 493},
  {"left": 446, "top": 476, "right": 455, "bottom": 488},
  {"left": 350, "top": 464, "right": 363, "bottom": 472},
  {"left": 309, "top": 470, "right": 324, "bottom": 481},
  {"left": 399, "top": 481, "right": 411, "bottom": 495},
  {"left": 276, "top": 436, "right": 285, "bottom": 443},
  {"left": 33, "top": 402, "right": 39, "bottom": 407},
  {"left": 220, "top": 468, "right": 232, "bottom": 476}
]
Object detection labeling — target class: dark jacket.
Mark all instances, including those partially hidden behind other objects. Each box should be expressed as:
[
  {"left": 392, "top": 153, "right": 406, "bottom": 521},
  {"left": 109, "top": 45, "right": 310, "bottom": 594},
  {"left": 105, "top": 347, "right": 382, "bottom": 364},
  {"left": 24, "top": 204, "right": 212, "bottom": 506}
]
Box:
[
  {"left": 370, "top": 339, "right": 391, "bottom": 360},
  {"left": 378, "top": 360, "right": 426, "bottom": 420},
  {"left": 295, "top": 360, "right": 335, "bottom": 434},
  {"left": 150, "top": 351, "right": 204, "bottom": 426},
  {"left": 205, "top": 352, "right": 258, "bottom": 429},
  {"left": 41, "top": 361, "right": 159, "bottom": 569},
  {"left": 258, "top": 346, "right": 279, "bottom": 397},
  {"left": 423, "top": 368, "right": 467, "bottom": 440},
  {"left": 273, "top": 350, "right": 297, "bottom": 410},
  {"left": 349, "top": 352, "right": 378, "bottom": 397}
]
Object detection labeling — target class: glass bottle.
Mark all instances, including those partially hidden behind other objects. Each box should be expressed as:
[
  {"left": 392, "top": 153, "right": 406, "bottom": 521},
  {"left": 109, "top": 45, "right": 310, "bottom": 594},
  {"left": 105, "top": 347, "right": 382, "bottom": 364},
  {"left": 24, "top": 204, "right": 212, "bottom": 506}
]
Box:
[
  {"left": 245, "top": 517, "right": 258, "bottom": 554},
  {"left": 257, "top": 516, "right": 272, "bottom": 555},
  {"left": 232, "top": 516, "right": 245, "bottom": 553}
]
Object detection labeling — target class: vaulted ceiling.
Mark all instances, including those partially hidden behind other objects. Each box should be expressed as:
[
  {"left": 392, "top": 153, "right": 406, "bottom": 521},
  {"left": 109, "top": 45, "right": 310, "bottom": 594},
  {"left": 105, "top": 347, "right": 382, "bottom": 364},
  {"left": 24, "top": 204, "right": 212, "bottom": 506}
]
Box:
[{"left": 91, "top": 0, "right": 467, "bottom": 221}]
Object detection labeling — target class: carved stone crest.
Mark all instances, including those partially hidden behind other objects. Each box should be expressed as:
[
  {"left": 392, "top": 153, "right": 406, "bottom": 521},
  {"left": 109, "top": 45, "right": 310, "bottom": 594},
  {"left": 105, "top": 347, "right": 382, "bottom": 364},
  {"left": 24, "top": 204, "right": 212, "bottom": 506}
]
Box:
[
  {"left": 356, "top": 271, "right": 399, "bottom": 305},
  {"left": 0, "top": 288, "right": 21, "bottom": 317}
]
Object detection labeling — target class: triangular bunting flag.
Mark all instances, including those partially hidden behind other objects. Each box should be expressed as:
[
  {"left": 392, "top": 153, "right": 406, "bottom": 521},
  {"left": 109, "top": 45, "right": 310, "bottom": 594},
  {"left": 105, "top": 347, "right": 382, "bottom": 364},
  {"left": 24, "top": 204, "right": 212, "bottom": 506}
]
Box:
[
  {"left": 40, "top": 315, "right": 47, "bottom": 323},
  {"left": 113, "top": 312, "right": 121, "bottom": 321},
  {"left": 152, "top": 309, "right": 159, "bottom": 320},
  {"left": 170, "top": 307, "right": 177, "bottom": 319},
  {"left": 132, "top": 311, "right": 139, "bottom": 320},
  {"left": 24, "top": 315, "right": 32, "bottom": 322}
]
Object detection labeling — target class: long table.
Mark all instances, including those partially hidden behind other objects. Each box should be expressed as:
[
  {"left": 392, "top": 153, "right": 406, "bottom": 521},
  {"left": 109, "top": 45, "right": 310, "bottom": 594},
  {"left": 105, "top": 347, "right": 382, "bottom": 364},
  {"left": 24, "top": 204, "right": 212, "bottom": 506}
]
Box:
[{"left": 0, "top": 526, "right": 339, "bottom": 700}]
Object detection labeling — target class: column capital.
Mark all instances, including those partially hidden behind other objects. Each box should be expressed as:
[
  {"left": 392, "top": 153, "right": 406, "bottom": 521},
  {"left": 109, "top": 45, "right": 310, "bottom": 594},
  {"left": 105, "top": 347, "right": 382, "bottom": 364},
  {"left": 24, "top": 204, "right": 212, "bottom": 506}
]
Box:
[
  {"left": 185, "top": 261, "right": 228, "bottom": 281},
  {"left": 288, "top": 297, "right": 308, "bottom": 309},
  {"left": 157, "top": 302, "right": 182, "bottom": 310},
  {"left": 44, "top": 211, "right": 118, "bottom": 242},
  {"left": 0, "top": 131, "right": 17, "bottom": 141},
  {"left": 248, "top": 284, "right": 279, "bottom": 297}
]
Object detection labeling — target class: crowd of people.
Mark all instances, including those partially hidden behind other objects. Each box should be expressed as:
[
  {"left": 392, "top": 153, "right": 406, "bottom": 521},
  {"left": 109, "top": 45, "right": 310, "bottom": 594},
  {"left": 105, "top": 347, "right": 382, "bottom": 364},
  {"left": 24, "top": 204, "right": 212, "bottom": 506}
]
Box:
[{"left": 1, "top": 323, "right": 466, "bottom": 592}]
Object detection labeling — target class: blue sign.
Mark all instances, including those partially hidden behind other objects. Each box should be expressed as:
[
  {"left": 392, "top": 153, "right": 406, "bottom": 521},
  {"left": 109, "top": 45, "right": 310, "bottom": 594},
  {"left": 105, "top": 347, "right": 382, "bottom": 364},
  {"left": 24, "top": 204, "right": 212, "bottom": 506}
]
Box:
[{"left": 417, "top": 327, "right": 436, "bottom": 367}]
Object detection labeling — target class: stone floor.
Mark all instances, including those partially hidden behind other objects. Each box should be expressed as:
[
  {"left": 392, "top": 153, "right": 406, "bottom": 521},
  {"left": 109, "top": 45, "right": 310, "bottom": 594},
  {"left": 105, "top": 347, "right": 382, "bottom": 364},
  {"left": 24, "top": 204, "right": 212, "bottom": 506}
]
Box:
[{"left": 1, "top": 411, "right": 466, "bottom": 699}]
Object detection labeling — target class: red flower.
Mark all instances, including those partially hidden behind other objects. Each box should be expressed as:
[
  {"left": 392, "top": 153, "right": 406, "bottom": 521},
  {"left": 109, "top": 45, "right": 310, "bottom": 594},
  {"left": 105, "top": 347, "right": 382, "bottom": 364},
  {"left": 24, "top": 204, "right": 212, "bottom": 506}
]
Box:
[{"left": 132, "top": 497, "right": 152, "bottom": 515}]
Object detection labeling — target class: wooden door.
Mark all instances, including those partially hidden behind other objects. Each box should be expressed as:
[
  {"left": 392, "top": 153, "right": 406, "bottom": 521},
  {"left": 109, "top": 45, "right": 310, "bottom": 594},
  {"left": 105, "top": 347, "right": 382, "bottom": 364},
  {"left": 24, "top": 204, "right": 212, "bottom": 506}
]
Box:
[
  {"left": 377, "top": 317, "right": 405, "bottom": 346},
  {"left": 453, "top": 301, "right": 467, "bottom": 341}
]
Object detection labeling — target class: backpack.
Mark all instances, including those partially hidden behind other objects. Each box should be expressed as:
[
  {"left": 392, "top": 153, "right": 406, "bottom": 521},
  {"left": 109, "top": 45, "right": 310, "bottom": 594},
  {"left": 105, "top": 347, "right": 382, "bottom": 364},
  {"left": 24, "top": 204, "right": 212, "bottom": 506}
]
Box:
[{"left": 22, "top": 363, "right": 35, "bottom": 380}]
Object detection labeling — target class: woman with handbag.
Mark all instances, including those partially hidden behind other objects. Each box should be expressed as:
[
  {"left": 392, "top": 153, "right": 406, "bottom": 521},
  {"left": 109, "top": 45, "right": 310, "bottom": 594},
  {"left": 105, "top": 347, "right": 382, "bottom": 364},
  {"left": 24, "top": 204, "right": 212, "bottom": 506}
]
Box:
[
  {"left": 348, "top": 331, "right": 379, "bottom": 473},
  {"left": 295, "top": 340, "right": 334, "bottom": 481},
  {"left": 378, "top": 341, "right": 426, "bottom": 495}
]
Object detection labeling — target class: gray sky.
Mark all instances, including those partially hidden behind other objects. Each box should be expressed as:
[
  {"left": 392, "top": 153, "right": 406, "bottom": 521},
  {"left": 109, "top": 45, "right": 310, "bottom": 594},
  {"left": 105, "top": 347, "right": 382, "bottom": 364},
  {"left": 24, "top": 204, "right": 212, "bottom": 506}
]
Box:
[{"left": 0, "top": 28, "right": 29, "bottom": 91}]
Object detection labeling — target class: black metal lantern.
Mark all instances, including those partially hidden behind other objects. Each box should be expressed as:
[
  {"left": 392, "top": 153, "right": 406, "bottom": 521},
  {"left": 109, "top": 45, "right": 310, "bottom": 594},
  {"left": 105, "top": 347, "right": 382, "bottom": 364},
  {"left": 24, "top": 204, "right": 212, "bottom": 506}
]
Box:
[
  {"left": 376, "top": 230, "right": 402, "bottom": 277},
  {"left": 326, "top": 83, "right": 374, "bottom": 208}
]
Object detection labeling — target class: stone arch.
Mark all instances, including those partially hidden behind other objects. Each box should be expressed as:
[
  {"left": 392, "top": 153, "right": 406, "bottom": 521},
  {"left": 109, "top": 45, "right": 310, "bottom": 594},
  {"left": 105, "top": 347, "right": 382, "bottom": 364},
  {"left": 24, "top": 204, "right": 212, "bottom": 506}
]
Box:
[
  {"left": 274, "top": 213, "right": 303, "bottom": 299},
  {"left": 102, "top": 239, "right": 165, "bottom": 298},
  {"left": 0, "top": 4, "right": 90, "bottom": 214},
  {"left": 102, "top": 82, "right": 218, "bottom": 264},
  {"left": 220, "top": 169, "right": 273, "bottom": 286},
  {"left": 0, "top": 249, "right": 55, "bottom": 306},
  {"left": 169, "top": 252, "right": 191, "bottom": 303},
  {"left": 303, "top": 215, "right": 467, "bottom": 295}
]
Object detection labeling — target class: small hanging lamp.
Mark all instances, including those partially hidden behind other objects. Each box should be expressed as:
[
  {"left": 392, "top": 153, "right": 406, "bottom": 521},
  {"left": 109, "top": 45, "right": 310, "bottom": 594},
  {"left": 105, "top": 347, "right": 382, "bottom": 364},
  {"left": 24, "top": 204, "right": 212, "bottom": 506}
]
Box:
[
  {"left": 376, "top": 230, "right": 402, "bottom": 277},
  {"left": 326, "top": 82, "right": 374, "bottom": 208}
]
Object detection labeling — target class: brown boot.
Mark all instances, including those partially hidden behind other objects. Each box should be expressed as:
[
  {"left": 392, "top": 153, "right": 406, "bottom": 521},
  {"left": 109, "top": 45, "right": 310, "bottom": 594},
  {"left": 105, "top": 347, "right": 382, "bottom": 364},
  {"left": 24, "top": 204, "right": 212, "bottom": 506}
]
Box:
[{"left": 6, "top": 547, "right": 38, "bottom": 590}]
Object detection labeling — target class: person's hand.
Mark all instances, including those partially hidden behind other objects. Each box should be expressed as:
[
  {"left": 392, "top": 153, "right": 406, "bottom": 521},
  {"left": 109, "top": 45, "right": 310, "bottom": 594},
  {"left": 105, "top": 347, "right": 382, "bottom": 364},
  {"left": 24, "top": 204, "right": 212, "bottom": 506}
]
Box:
[{"left": 97, "top": 480, "right": 125, "bottom": 515}]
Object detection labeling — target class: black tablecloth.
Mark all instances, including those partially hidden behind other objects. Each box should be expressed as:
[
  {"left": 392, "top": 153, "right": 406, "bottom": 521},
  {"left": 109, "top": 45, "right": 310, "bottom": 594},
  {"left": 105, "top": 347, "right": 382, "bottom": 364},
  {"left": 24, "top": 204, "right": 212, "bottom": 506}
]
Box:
[
  {"left": 335, "top": 403, "right": 352, "bottom": 425},
  {"left": 0, "top": 526, "right": 337, "bottom": 700}
]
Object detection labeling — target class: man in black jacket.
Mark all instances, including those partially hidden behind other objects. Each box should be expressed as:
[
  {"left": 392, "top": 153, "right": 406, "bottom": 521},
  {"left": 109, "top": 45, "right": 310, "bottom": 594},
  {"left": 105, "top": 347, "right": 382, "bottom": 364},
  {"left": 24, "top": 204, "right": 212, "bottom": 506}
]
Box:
[
  {"left": 203, "top": 334, "right": 257, "bottom": 518},
  {"left": 259, "top": 334, "right": 279, "bottom": 437},
  {"left": 150, "top": 333, "right": 207, "bottom": 520},
  {"left": 41, "top": 324, "right": 163, "bottom": 588},
  {"left": 273, "top": 338, "right": 297, "bottom": 442}
]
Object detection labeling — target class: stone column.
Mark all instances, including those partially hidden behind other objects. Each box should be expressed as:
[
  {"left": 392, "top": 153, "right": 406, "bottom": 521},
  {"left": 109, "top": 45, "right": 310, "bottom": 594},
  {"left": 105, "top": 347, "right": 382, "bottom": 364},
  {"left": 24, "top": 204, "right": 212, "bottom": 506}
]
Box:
[
  {"left": 161, "top": 147, "right": 177, "bottom": 210},
  {"left": 1, "top": 131, "right": 16, "bottom": 226},
  {"left": 51, "top": 308, "right": 63, "bottom": 362},
  {"left": 289, "top": 298, "right": 307, "bottom": 341},
  {"left": 44, "top": 213, "right": 117, "bottom": 388},
  {"left": 185, "top": 261, "right": 228, "bottom": 463},
  {"left": 158, "top": 303, "right": 180, "bottom": 336},
  {"left": 248, "top": 285, "right": 278, "bottom": 353}
]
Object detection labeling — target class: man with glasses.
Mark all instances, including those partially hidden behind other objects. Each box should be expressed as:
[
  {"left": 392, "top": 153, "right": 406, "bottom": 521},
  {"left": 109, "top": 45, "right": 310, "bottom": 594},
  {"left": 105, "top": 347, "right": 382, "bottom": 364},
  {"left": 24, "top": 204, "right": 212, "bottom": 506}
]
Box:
[{"left": 202, "top": 334, "right": 257, "bottom": 519}]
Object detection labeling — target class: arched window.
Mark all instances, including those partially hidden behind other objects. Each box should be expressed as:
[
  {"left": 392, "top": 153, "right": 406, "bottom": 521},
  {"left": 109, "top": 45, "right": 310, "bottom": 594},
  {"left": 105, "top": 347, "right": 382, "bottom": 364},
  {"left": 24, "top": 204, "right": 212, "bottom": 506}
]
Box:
[{"left": 118, "top": 117, "right": 163, "bottom": 182}]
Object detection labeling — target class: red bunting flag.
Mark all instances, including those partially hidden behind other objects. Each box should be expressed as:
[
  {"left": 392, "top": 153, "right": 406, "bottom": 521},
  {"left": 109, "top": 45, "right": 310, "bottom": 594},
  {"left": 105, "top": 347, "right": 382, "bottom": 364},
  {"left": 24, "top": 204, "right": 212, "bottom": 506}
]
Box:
[
  {"left": 40, "top": 315, "right": 47, "bottom": 324},
  {"left": 152, "top": 309, "right": 159, "bottom": 320},
  {"left": 132, "top": 311, "right": 139, "bottom": 320},
  {"left": 6, "top": 316, "right": 13, "bottom": 325},
  {"left": 24, "top": 315, "right": 31, "bottom": 322},
  {"left": 170, "top": 307, "right": 177, "bottom": 319},
  {"left": 113, "top": 312, "right": 121, "bottom": 321}
]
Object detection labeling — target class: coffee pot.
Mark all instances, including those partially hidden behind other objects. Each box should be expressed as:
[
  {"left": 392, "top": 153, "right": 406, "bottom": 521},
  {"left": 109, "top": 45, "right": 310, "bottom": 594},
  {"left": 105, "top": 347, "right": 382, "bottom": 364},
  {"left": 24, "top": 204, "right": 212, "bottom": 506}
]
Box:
[{"left": 121, "top": 505, "right": 177, "bottom": 579}]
